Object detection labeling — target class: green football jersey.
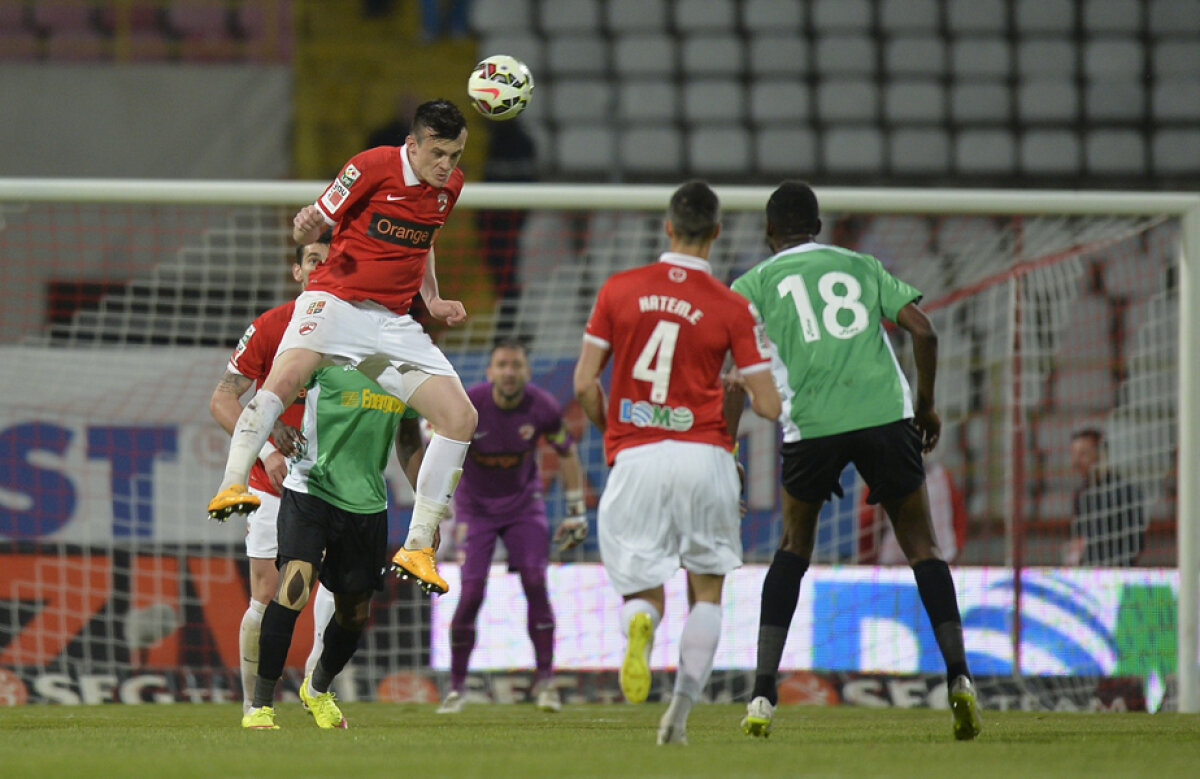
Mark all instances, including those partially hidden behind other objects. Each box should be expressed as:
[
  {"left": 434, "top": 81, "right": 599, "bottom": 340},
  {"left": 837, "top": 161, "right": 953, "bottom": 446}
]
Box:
[
  {"left": 731, "top": 242, "right": 921, "bottom": 441},
  {"left": 283, "top": 364, "right": 417, "bottom": 513}
]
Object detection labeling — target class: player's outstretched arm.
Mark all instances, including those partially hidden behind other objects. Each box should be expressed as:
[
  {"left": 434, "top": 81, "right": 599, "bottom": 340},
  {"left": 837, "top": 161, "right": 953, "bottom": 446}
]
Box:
[
  {"left": 743, "top": 369, "right": 782, "bottom": 422},
  {"left": 420, "top": 248, "right": 468, "bottom": 325},
  {"left": 722, "top": 365, "right": 749, "bottom": 441},
  {"left": 573, "top": 342, "right": 610, "bottom": 433},
  {"left": 552, "top": 443, "right": 589, "bottom": 551},
  {"left": 896, "top": 301, "right": 941, "bottom": 452}
]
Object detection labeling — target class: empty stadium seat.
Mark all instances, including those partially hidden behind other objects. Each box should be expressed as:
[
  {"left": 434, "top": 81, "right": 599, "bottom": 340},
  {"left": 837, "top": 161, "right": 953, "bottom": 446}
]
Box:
[
  {"left": 547, "top": 34, "right": 606, "bottom": 77},
  {"left": 619, "top": 126, "right": 683, "bottom": 173},
  {"left": 45, "top": 29, "right": 110, "bottom": 60},
  {"left": 1153, "top": 39, "right": 1200, "bottom": 77},
  {"left": 681, "top": 34, "right": 743, "bottom": 77},
  {"left": 1084, "top": 37, "right": 1144, "bottom": 79},
  {"left": 1085, "top": 79, "right": 1145, "bottom": 121},
  {"left": 813, "top": 0, "right": 871, "bottom": 31},
  {"left": 749, "top": 80, "right": 809, "bottom": 124},
  {"left": 1086, "top": 129, "right": 1148, "bottom": 175},
  {"left": 824, "top": 126, "right": 885, "bottom": 172},
  {"left": 879, "top": 0, "right": 938, "bottom": 33},
  {"left": 682, "top": 78, "right": 744, "bottom": 123},
  {"left": 950, "top": 37, "right": 1010, "bottom": 78},
  {"left": 554, "top": 124, "right": 615, "bottom": 173},
  {"left": 816, "top": 78, "right": 878, "bottom": 122},
  {"left": 1018, "top": 79, "right": 1079, "bottom": 123},
  {"left": 885, "top": 80, "right": 945, "bottom": 124},
  {"left": 0, "top": 30, "right": 40, "bottom": 60},
  {"left": 547, "top": 78, "right": 612, "bottom": 123},
  {"left": 1083, "top": 0, "right": 1142, "bottom": 33},
  {"left": 748, "top": 34, "right": 808, "bottom": 76},
  {"left": 470, "top": 0, "right": 533, "bottom": 33},
  {"left": 955, "top": 129, "right": 1016, "bottom": 172},
  {"left": 890, "top": 127, "right": 951, "bottom": 174},
  {"left": 606, "top": 0, "right": 667, "bottom": 32},
  {"left": 754, "top": 126, "right": 818, "bottom": 174},
  {"left": 1149, "top": 0, "right": 1200, "bottom": 36},
  {"left": 815, "top": 35, "right": 876, "bottom": 76},
  {"left": 1017, "top": 39, "right": 1076, "bottom": 78},
  {"left": 32, "top": 0, "right": 97, "bottom": 33},
  {"left": 616, "top": 80, "right": 678, "bottom": 123},
  {"left": 947, "top": 0, "right": 1007, "bottom": 34},
  {"left": 1152, "top": 79, "right": 1200, "bottom": 121},
  {"left": 539, "top": 0, "right": 600, "bottom": 35},
  {"left": 1015, "top": 0, "right": 1074, "bottom": 33},
  {"left": 742, "top": 0, "right": 803, "bottom": 32},
  {"left": 612, "top": 33, "right": 675, "bottom": 77},
  {"left": 688, "top": 125, "right": 752, "bottom": 174},
  {"left": 885, "top": 36, "right": 946, "bottom": 77},
  {"left": 1152, "top": 129, "right": 1200, "bottom": 174},
  {"left": 1021, "top": 130, "right": 1081, "bottom": 174},
  {"left": 478, "top": 33, "right": 545, "bottom": 74},
  {"left": 951, "top": 81, "right": 1011, "bottom": 123},
  {"left": 673, "top": 0, "right": 736, "bottom": 33}
]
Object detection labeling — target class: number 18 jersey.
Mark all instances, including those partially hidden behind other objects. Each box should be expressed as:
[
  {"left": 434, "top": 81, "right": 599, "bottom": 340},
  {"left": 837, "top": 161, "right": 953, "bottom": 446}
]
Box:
[
  {"left": 731, "top": 242, "right": 922, "bottom": 442},
  {"left": 584, "top": 252, "right": 771, "bottom": 465}
]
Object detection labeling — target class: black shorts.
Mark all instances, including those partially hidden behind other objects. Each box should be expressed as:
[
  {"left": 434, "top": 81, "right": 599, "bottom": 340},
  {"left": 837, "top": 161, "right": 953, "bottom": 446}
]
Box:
[
  {"left": 277, "top": 488, "right": 388, "bottom": 594},
  {"left": 780, "top": 419, "right": 925, "bottom": 506}
]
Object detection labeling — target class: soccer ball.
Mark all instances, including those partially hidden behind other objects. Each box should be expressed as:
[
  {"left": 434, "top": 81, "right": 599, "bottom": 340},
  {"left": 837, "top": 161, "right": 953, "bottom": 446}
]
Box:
[{"left": 467, "top": 55, "right": 534, "bottom": 121}]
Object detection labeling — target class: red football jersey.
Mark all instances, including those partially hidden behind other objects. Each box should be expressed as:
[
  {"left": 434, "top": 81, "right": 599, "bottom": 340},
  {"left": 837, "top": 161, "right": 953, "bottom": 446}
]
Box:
[
  {"left": 584, "top": 253, "right": 771, "bottom": 464},
  {"left": 228, "top": 301, "right": 306, "bottom": 496},
  {"left": 309, "top": 145, "right": 465, "bottom": 314}
]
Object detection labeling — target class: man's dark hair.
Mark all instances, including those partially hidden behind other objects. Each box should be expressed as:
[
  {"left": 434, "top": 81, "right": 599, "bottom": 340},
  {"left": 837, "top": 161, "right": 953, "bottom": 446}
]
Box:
[
  {"left": 1072, "top": 427, "right": 1105, "bottom": 448},
  {"left": 766, "top": 181, "right": 820, "bottom": 239},
  {"left": 490, "top": 336, "right": 529, "bottom": 359},
  {"left": 411, "top": 99, "right": 467, "bottom": 141},
  {"left": 293, "top": 228, "right": 332, "bottom": 265},
  {"left": 667, "top": 180, "right": 720, "bottom": 243}
]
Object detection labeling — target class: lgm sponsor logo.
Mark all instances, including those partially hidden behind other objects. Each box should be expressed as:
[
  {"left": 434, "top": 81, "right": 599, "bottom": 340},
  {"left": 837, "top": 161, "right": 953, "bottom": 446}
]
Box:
[{"left": 618, "top": 399, "right": 694, "bottom": 431}]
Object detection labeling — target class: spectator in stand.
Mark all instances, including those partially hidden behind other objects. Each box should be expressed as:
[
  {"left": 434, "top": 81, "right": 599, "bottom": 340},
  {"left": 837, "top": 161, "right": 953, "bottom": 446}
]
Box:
[
  {"left": 1063, "top": 428, "right": 1147, "bottom": 567},
  {"left": 476, "top": 117, "right": 537, "bottom": 331}
]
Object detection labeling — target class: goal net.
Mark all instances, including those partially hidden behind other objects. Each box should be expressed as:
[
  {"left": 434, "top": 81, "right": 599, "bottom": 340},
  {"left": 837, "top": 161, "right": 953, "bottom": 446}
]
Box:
[{"left": 0, "top": 180, "right": 1194, "bottom": 712}]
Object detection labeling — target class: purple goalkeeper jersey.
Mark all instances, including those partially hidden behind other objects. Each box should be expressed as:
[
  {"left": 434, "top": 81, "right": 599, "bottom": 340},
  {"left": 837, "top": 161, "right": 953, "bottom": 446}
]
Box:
[{"left": 456, "top": 381, "right": 574, "bottom": 518}]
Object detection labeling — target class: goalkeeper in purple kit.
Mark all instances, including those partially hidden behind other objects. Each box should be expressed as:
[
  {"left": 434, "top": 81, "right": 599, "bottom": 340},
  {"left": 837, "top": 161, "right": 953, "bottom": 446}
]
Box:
[{"left": 439, "top": 339, "right": 587, "bottom": 714}]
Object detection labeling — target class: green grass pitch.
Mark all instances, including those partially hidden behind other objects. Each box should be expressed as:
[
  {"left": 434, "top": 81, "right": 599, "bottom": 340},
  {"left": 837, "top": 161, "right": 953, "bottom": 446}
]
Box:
[{"left": 1, "top": 703, "right": 1197, "bottom": 778}]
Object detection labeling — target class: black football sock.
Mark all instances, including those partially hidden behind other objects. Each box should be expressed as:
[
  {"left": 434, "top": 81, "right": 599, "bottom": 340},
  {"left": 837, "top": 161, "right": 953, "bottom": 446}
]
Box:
[
  {"left": 752, "top": 549, "right": 809, "bottom": 705},
  {"left": 312, "top": 614, "right": 363, "bottom": 693},
  {"left": 912, "top": 558, "right": 970, "bottom": 682},
  {"left": 252, "top": 600, "right": 300, "bottom": 708}
]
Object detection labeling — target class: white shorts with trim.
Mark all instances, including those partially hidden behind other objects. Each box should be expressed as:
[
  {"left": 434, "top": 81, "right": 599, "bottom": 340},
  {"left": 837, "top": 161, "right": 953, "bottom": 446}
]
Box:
[
  {"left": 598, "top": 440, "right": 742, "bottom": 596},
  {"left": 276, "top": 290, "right": 457, "bottom": 403},
  {"left": 245, "top": 487, "right": 281, "bottom": 559}
]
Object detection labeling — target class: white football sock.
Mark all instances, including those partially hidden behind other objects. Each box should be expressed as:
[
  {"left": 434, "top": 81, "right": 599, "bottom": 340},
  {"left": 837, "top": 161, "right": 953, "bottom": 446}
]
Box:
[
  {"left": 239, "top": 599, "right": 267, "bottom": 714},
  {"left": 304, "top": 583, "right": 336, "bottom": 680},
  {"left": 221, "top": 389, "right": 284, "bottom": 490},
  {"left": 405, "top": 434, "right": 468, "bottom": 549},
  {"left": 673, "top": 601, "right": 722, "bottom": 703}
]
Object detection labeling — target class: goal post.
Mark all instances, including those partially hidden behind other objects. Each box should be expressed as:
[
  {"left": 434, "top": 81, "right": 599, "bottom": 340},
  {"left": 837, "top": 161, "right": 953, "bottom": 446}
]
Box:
[{"left": 0, "top": 178, "right": 1195, "bottom": 712}]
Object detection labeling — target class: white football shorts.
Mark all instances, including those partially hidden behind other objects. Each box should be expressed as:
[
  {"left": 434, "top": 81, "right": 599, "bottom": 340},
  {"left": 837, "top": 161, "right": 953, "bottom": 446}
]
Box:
[
  {"left": 245, "top": 487, "right": 281, "bottom": 559},
  {"left": 598, "top": 440, "right": 742, "bottom": 596},
  {"left": 276, "top": 290, "right": 457, "bottom": 402}
]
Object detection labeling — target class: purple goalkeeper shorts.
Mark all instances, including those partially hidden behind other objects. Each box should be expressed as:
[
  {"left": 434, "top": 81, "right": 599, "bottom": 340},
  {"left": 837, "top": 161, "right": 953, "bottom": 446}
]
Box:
[{"left": 456, "top": 505, "right": 550, "bottom": 582}]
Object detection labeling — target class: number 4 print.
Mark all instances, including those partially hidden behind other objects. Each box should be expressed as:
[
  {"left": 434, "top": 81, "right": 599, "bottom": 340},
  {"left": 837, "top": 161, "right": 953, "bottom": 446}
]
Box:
[{"left": 632, "top": 321, "right": 680, "bottom": 403}]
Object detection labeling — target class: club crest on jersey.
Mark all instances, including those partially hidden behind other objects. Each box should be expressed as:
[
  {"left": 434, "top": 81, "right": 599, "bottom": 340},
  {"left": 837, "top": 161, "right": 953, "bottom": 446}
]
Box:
[
  {"left": 298, "top": 321, "right": 318, "bottom": 336},
  {"left": 306, "top": 300, "right": 326, "bottom": 315},
  {"left": 339, "top": 164, "right": 361, "bottom": 188},
  {"left": 437, "top": 192, "right": 449, "bottom": 212},
  {"left": 618, "top": 399, "right": 694, "bottom": 432},
  {"left": 668, "top": 267, "right": 687, "bottom": 283},
  {"left": 519, "top": 424, "right": 535, "bottom": 441}
]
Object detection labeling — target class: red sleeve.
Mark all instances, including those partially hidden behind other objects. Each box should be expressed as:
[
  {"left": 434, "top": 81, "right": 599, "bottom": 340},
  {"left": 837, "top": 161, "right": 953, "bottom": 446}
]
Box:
[
  {"left": 584, "top": 278, "right": 615, "bottom": 347},
  {"left": 727, "top": 295, "right": 771, "bottom": 372},
  {"left": 315, "top": 149, "right": 377, "bottom": 222},
  {"left": 228, "top": 318, "right": 271, "bottom": 381}
]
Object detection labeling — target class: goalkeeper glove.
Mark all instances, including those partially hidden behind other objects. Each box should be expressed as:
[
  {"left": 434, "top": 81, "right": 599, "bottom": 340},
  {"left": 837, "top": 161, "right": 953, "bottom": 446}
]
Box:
[{"left": 553, "top": 489, "right": 589, "bottom": 551}]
